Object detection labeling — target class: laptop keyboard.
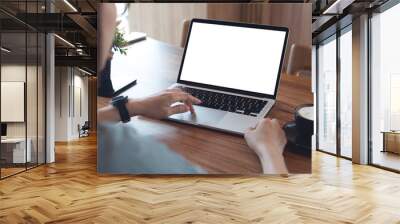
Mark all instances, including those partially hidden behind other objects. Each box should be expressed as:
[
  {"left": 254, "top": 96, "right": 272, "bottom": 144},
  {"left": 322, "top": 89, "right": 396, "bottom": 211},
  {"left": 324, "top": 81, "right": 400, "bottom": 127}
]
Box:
[{"left": 179, "top": 86, "right": 268, "bottom": 116}]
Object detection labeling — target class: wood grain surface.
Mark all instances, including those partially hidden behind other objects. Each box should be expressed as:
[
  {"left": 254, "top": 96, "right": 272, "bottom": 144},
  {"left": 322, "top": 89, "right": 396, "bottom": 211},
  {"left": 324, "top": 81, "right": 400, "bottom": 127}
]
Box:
[
  {"left": 127, "top": 3, "right": 312, "bottom": 70},
  {"left": 1, "top": 135, "right": 399, "bottom": 223},
  {"left": 98, "top": 38, "right": 312, "bottom": 174}
]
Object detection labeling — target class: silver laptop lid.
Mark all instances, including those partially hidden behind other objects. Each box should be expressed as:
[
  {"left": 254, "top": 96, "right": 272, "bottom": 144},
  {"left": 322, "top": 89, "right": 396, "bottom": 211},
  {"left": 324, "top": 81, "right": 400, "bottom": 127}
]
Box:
[{"left": 177, "top": 18, "right": 289, "bottom": 99}]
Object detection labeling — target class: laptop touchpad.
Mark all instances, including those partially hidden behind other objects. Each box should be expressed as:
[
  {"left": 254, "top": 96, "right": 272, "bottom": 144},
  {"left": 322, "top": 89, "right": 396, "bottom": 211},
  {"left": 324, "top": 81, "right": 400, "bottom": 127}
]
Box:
[{"left": 169, "top": 105, "right": 226, "bottom": 125}]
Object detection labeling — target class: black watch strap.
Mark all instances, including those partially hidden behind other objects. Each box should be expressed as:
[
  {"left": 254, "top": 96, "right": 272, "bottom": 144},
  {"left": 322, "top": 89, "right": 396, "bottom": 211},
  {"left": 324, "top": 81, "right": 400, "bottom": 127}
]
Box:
[{"left": 111, "top": 96, "right": 131, "bottom": 123}]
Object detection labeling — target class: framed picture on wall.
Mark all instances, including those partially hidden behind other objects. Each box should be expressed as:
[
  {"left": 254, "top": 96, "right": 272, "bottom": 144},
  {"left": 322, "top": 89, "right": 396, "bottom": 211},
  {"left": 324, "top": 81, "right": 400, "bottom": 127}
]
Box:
[{"left": 1, "top": 81, "right": 25, "bottom": 122}]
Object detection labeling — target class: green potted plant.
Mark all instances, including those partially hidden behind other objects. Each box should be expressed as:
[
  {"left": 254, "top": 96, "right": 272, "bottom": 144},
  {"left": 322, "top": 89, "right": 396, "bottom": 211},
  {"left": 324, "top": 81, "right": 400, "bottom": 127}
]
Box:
[{"left": 112, "top": 28, "right": 128, "bottom": 55}]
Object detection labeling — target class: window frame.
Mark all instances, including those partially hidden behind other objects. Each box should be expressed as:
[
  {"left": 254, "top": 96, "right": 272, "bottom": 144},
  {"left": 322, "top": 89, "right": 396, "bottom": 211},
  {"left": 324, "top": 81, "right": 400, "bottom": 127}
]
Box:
[{"left": 315, "top": 23, "right": 353, "bottom": 160}]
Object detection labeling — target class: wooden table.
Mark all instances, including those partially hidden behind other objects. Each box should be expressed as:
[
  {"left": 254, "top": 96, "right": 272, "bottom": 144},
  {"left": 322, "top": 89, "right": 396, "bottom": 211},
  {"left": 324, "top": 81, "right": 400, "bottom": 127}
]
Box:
[
  {"left": 381, "top": 131, "right": 400, "bottom": 154},
  {"left": 98, "top": 38, "right": 312, "bottom": 174}
]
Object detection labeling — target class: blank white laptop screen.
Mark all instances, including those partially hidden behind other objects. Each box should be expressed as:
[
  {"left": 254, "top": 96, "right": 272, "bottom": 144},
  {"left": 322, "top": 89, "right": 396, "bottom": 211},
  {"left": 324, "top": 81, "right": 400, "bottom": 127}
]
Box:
[{"left": 179, "top": 21, "right": 287, "bottom": 96}]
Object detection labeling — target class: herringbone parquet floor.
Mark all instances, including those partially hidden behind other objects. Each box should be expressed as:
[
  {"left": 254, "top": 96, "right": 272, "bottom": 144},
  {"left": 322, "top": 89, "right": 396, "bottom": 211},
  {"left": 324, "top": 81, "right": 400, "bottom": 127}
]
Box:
[{"left": 0, "top": 134, "right": 399, "bottom": 223}]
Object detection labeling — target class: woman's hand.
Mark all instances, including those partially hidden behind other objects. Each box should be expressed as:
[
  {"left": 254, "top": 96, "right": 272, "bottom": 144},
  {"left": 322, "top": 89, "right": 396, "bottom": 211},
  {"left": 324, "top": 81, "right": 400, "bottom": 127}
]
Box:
[
  {"left": 127, "top": 89, "right": 201, "bottom": 119},
  {"left": 244, "top": 118, "right": 288, "bottom": 174}
]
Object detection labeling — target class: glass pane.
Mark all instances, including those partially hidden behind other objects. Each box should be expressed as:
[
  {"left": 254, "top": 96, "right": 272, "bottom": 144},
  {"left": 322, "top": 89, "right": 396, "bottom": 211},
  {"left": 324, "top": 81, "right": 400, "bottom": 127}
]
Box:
[
  {"left": 371, "top": 4, "right": 400, "bottom": 171},
  {"left": 27, "top": 31, "right": 38, "bottom": 169},
  {"left": 0, "top": 1, "right": 46, "bottom": 178},
  {"left": 1, "top": 31, "right": 27, "bottom": 177},
  {"left": 339, "top": 28, "right": 352, "bottom": 158},
  {"left": 26, "top": 0, "right": 40, "bottom": 169},
  {"left": 317, "top": 36, "right": 337, "bottom": 154}
]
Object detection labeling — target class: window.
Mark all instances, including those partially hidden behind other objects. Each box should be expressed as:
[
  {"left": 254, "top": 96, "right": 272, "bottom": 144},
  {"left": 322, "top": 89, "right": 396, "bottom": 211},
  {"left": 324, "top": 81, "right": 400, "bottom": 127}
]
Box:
[
  {"left": 339, "top": 27, "right": 352, "bottom": 158},
  {"left": 370, "top": 2, "right": 400, "bottom": 171},
  {"left": 316, "top": 24, "right": 353, "bottom": 159},
  {"left": 317, "top": 36, "right": 337, "bottom": 154}
]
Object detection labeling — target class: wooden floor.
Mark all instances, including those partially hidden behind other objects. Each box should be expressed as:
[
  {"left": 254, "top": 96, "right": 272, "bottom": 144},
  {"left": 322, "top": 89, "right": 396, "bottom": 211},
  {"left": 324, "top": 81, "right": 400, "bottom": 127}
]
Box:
[
  {"left": 0, "top": 135, "right": 400, "bottom": 223},
  {"left": 1, "top": 167, "right": 26, "bottom": 178}
]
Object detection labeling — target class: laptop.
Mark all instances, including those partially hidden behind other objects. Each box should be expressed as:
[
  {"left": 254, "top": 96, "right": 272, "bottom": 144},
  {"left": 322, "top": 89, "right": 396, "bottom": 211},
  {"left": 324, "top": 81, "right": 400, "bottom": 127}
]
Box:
[{"left": 168, "top": 18, "right": 289, "bottom": 135}]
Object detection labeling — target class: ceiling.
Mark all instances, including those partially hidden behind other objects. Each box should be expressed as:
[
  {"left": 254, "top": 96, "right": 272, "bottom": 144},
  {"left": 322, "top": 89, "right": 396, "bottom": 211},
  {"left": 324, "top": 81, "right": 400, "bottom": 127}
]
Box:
[
  {"left": 311, "top": 0, "right": 391, "bottom": 43},
  {"left": 0, "top": 0, "right": 97, "bottom": 74}
]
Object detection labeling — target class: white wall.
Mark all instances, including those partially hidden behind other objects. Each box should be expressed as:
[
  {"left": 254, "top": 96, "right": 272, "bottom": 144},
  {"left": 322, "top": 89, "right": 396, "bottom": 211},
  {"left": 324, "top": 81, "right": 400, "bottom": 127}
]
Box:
[
  {"left": 54, "top": 67, "right": 89, "bottom": 141},
  {"left": 55, "top": 66, "right": 69, "bottom": 141},
  {"left": 72, "top": 73, "right": 89, "bottom": 138}
]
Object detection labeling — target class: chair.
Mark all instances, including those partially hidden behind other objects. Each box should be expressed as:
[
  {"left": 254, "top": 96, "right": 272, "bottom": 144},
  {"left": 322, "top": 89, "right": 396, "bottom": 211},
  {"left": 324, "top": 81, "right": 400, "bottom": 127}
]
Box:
[
  {"left": 180, "top": 19, "right": 191, "bottom": 48},
  {"left": 78, "top": 121, "right": 90, "bottom": 138},
  {"left": 286, "top": 44, "right": 312, "bottom": 77}
]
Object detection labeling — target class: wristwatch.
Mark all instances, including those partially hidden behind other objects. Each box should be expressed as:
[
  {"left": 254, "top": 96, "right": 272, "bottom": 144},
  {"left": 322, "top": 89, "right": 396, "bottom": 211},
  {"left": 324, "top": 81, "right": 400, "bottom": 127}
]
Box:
[{"left": 111, "top": 95, "right": 131, "bottom": 123}]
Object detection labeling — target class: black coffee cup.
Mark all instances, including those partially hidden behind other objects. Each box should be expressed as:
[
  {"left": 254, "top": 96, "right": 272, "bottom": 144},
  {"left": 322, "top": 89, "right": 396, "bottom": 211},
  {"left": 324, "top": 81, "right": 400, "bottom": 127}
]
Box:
[{"left": 283, "top": 104, "right": 314, "bottom": 155}]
